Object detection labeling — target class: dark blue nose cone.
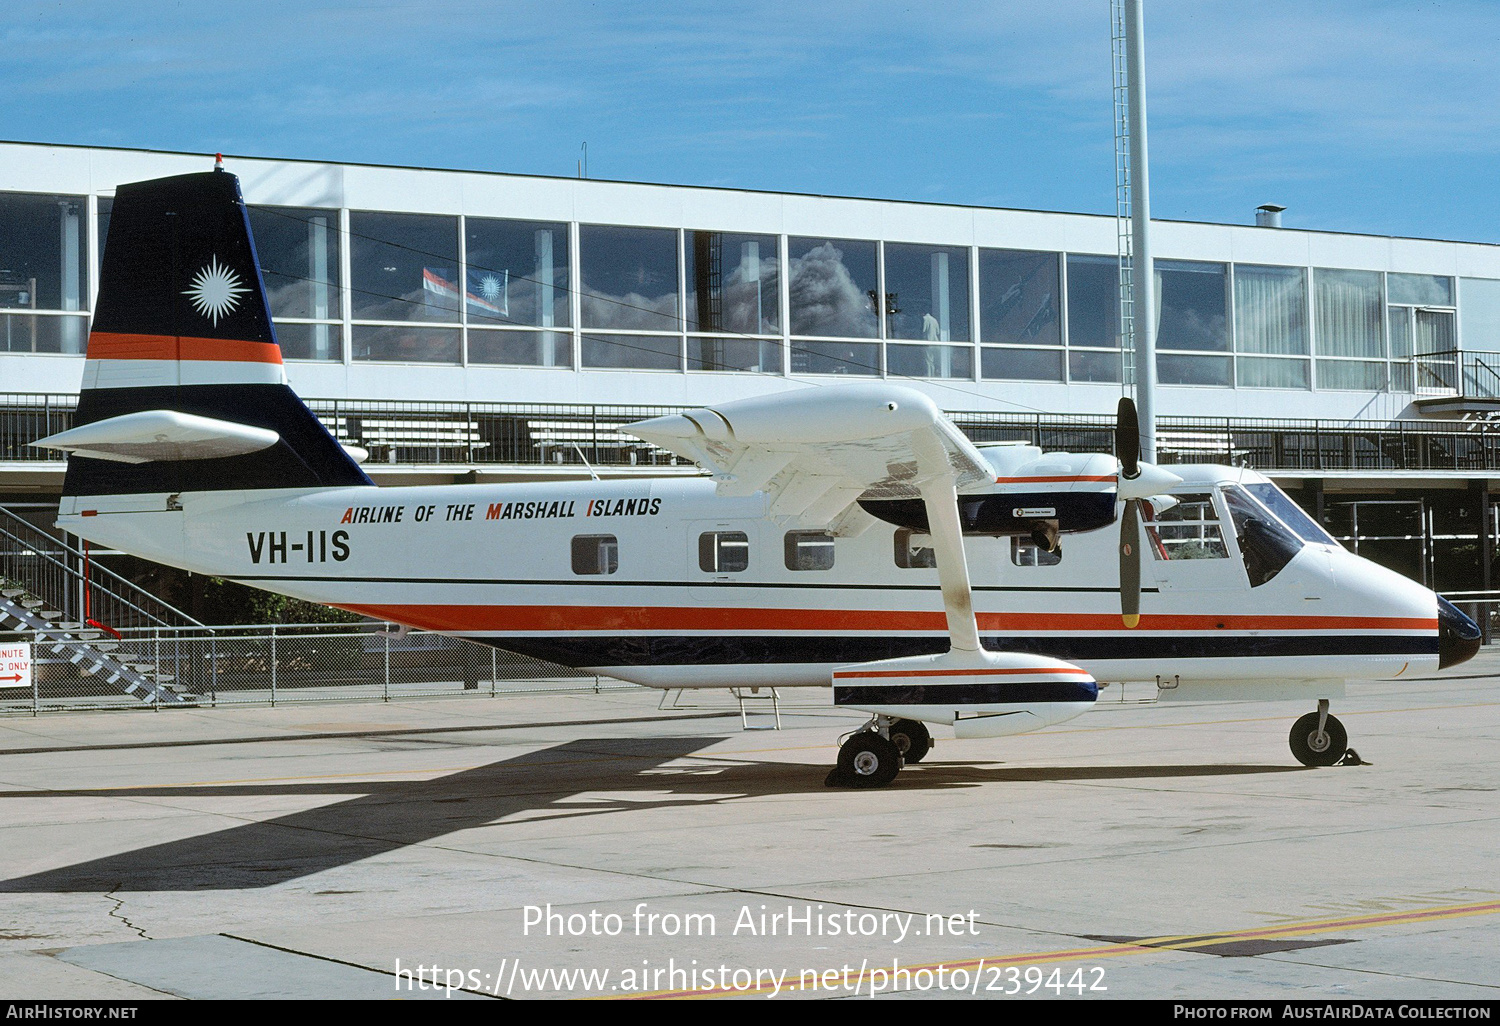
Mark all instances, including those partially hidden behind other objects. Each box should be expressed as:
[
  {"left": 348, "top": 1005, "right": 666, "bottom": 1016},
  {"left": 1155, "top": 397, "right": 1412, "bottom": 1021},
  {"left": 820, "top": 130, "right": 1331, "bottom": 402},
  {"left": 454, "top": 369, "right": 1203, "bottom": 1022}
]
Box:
[{"left": 1437, "top": 596, "right": 1482, "bottom": 669}]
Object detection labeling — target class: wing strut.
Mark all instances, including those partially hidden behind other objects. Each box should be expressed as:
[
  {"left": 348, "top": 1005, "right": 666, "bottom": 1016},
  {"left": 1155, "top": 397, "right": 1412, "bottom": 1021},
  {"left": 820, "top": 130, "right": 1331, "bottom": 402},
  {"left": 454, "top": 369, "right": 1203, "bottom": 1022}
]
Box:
[{"left": 919, "top": 473, "right": 981, "bottom": 653}]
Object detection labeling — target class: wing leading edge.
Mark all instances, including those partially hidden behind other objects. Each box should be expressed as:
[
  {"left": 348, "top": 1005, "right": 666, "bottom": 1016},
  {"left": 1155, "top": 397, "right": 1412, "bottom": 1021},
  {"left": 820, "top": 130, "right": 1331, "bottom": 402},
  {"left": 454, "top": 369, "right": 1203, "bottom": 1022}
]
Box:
[{"left": 625, "top": 384, "right": 994, "bottom": 525}]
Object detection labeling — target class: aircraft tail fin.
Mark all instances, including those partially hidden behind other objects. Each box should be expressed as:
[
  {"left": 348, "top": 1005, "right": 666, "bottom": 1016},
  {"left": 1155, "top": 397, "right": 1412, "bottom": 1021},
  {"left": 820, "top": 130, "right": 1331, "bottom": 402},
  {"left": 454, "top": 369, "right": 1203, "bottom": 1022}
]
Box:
[{"left": 45, "top": 166, "right": 370, "bottom": 500}]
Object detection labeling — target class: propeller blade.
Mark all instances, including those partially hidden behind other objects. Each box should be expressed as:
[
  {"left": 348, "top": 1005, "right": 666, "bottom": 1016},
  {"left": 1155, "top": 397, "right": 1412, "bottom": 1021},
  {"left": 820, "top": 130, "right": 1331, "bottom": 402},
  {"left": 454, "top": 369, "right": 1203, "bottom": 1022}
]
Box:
[
  {"left": 1120, "top": 497, "right": 1141, "bottom": 629},
  {"left": 1116, "top": 397, "right": 1140, "bottom": 481}
]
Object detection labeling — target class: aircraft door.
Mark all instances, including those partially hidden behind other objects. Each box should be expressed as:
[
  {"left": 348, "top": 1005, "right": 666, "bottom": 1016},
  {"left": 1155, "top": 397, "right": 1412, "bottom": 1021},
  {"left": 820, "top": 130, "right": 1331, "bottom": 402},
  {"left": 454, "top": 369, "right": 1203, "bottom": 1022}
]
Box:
[{"left": 1142, "top": 493, "right": 1246, "bottom": 594}]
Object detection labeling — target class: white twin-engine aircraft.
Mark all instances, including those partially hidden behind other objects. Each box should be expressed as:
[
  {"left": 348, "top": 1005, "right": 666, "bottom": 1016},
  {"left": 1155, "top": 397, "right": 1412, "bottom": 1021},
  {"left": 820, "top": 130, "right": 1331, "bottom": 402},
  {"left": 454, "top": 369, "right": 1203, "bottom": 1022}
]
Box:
[{"left": 35, "top": 167, "right": 1481, "bottom": 787}]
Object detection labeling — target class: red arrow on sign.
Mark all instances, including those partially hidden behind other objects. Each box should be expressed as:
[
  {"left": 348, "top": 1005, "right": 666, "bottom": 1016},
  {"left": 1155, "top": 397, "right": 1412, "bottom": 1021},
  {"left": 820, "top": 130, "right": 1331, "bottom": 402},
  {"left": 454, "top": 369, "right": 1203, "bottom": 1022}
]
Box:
[{"left": 0, "top": 675, "right": 22, "bottom": 683}]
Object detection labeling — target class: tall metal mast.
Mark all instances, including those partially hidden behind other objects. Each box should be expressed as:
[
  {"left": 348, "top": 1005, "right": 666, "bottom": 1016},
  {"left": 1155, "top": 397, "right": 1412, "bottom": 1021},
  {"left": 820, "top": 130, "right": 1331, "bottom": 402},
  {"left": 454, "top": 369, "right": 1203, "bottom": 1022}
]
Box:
[{"left": 1112, "top": 0, "right": 1157, "bottom": 461}]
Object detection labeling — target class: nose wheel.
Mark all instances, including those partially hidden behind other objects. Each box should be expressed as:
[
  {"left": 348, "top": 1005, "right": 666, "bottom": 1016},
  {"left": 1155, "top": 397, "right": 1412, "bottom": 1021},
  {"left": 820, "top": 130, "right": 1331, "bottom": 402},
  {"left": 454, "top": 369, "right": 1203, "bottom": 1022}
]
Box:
[{"left": 1289, "top": 700, "right": 1348, "bottom": 767}]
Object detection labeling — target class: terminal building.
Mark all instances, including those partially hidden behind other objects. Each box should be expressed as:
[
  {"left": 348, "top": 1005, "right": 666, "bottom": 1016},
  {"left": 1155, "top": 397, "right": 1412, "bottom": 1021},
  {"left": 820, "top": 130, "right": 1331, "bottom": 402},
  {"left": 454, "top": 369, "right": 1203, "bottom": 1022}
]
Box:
[{"left": 2, "top": 140, "right": 1500, "bottom": 605}]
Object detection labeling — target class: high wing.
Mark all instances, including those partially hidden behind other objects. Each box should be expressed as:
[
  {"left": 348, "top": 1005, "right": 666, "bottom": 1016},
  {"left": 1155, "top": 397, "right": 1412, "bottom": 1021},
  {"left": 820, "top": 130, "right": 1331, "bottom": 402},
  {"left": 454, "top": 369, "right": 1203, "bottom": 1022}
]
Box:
[
  {"left": 629, "top": 384, "right": 996, "bottom": 652},
  {"left": 626, "top": 383, "right": 994, "bottom": 526}
]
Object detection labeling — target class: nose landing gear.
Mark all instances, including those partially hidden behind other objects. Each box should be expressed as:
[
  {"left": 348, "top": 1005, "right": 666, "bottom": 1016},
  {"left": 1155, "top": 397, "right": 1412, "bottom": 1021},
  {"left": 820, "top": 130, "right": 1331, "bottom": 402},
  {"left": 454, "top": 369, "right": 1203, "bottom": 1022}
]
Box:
[{"left": 1289, "top": 699, "right": 1349, "bottom": 767}]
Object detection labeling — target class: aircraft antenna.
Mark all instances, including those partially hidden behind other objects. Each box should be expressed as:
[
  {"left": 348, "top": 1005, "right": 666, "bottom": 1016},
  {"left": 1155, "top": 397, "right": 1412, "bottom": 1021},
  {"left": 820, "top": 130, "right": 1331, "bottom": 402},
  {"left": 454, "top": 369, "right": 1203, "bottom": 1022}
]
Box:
[{"left": 573, "top": 444, "right": 600, "bottom": 481}]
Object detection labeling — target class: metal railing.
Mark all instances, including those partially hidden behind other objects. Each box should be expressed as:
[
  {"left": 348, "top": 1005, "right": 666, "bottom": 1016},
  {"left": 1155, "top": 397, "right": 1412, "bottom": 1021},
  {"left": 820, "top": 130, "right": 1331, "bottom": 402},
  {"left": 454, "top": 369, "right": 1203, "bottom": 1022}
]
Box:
[
  {"left": 0, "top": 622, "right": 631, "bottom": 714},
  {"left": 0, "top": 506, "right": 202, "bottom": 630},
  {"left": 1413, "top": 350, "right": 1500, "bottom": 399},
  {"left": 9, "top": 391, "right": 1500, "bottom": 474}
]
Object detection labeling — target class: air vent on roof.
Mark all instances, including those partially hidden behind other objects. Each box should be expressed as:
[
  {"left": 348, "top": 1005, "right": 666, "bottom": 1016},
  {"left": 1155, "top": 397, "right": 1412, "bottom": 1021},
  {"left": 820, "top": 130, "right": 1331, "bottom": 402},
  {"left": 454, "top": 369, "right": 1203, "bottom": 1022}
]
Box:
[{"left": 1256, "top": 204, "right": 1286, "bottom": 228}]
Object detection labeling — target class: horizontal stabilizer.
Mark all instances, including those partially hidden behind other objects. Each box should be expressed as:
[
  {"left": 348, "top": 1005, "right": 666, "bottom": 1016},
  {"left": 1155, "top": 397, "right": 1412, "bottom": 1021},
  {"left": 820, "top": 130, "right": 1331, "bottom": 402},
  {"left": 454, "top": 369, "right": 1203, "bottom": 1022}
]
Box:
[{"left": 31, "top": 410, "right": 280, "bottom": 464}]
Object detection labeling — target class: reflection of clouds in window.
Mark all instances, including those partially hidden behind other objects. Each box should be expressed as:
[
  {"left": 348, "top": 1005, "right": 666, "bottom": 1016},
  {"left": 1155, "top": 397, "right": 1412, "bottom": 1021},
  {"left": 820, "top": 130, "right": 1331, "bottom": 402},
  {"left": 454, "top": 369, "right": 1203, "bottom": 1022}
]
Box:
[
  {"left": 580, "top": 289, "right": 679, "bottom": 331},
  {"left": 687, "top": 232, "right": 779, "bottom": 334},
  {"left": 349, "top": 212, "right": 459, "bottom": 324},
  {"left": 466, "top": 220, "right": 570, "bottom": 329},
  {"left": 789, "top": 242, "right": 878, "bottom": 338},
  {"left": 247, "top": 207, "right": 340, "bottom": 322},
  {"left": 579, "top": 225, "right": 679, "bottom": 331}
]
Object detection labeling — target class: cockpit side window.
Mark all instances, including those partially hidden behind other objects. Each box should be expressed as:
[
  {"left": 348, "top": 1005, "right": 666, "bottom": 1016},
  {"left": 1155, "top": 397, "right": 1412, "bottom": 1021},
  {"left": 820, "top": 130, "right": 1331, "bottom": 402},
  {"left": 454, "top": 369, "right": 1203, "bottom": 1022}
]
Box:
[
  {"left": 1142, "top": 494, "right": 1228, "bottom": 560},
  {"left": 1221, "top": 486, "right": 1303, "bottom": 587},
  {"left": 1244, "top": 483, "right": 1339, "bottom": 546}
]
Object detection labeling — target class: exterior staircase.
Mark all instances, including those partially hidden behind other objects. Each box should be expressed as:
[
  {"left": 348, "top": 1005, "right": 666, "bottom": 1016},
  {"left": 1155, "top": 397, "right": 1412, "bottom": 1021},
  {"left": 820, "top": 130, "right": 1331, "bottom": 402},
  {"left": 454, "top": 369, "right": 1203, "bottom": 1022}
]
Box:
[{"left": 0, "top": 506, "right": 204, "bottom": 707}]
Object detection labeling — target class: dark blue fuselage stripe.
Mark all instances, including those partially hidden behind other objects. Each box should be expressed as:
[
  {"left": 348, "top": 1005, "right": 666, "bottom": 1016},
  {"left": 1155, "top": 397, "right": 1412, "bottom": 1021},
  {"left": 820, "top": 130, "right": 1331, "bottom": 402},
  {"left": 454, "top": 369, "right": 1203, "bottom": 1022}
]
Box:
[
  {"left": 468, "top": 633, "right": 1437, "bottom": 669},
  {"left": 834, "top": 681, "right": 1099, "bottom": 706}
]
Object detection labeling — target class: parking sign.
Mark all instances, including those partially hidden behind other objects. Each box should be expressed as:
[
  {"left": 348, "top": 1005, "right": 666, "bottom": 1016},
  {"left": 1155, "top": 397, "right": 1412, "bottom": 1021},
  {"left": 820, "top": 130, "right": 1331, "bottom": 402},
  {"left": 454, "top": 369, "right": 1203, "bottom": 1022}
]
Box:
[{"left": 0, "top": 642, "right": 32, "bottom": 690}]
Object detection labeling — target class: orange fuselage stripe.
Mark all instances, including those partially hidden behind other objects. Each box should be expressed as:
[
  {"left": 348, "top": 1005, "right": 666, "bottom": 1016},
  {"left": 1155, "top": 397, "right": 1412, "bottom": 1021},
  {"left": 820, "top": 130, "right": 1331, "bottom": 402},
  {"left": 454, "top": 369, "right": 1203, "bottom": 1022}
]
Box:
[
  {"left": 340, "top": 603, "right": 1437, "bottom": 635},
  {"left": 87, "top": 331, "right": 283, "bottom": 365}
]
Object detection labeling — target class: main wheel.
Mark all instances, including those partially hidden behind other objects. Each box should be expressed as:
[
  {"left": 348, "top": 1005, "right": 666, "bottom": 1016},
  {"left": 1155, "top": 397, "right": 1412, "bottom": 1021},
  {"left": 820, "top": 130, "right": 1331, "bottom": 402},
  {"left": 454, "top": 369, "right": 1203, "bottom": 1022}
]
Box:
[
  {"left": 836, "top": 731, "right": 903, "bottom": 787},
  {"left": 889, "top": 719, "right": 932, "bottom": 763},
  {"left": 1289, "top": 711, "right": 1348, "bottom": 767}
]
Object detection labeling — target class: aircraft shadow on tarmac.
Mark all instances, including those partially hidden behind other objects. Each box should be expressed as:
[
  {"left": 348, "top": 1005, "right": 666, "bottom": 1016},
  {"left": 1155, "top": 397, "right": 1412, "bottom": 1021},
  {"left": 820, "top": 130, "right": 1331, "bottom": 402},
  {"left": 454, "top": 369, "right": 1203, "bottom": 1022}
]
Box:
[{"left": 0, "top": 736, "right": 1301, "bottom": 893}]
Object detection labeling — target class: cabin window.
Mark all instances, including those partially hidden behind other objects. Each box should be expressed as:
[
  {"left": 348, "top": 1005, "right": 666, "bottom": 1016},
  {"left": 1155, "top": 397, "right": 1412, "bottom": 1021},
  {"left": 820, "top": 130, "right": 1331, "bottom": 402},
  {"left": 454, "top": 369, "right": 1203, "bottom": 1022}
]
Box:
[
  {"left": 1011, "top": 537, "right": 1061, "bottom": 566},
  {"left": 1143, "top": 495, "right": 1228, "bottom": 559},
  {"left": 571, "top": 534, "right": 619, "bottom": 575},
  {"left": 784, "top": 530, "right": 835, "bottom": 571},
  {"left": 893, "top": 529, "right": 937, "bottom": 569},
  {"left": 699, "top": 531, "right": 750, "bottom": 573}
]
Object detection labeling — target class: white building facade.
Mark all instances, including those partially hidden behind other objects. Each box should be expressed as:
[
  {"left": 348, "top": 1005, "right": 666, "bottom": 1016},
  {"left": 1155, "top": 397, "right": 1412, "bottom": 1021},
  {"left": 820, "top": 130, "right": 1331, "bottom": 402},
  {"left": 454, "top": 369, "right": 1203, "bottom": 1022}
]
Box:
[{"left": 4, "top": 140, "right": 1500, "bottom": 422}]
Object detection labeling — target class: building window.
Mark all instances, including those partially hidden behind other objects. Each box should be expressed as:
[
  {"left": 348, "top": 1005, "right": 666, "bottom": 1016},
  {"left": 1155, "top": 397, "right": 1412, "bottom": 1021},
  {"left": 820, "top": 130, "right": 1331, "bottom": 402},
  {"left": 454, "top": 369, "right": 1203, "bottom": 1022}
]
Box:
[
  {"left": 980, "top": 249, "right": 1062, "bottom": 381},
  {"left": 579, "top": 225, "right": 679, "bottom": 332},
  {"left": 883, "top": 243, "right": 970, "bottom": 342},
  {"left": 1233, "top": 264, "right": 1309, "bottom": 389},
  {"left": 466, "top": 218, "right": 570, "bottom": 329},
  {"left": 246, "top": 205, "right": 342, "bottom": 361},
  {"left": 349, "top": 211, "right": 461, "bottom": 363},
  {"left": 981, "top": 347, "right": 1063, "bottom": 382},
  {"left": 571, "top": 534, "right": 619, "bottom": 575},
  {"left": 688, "top": 337, "right": 782, "bottom": 373},
  {"left": 1064, "top": 254, "right": 1121, "bottom": 382},
  {"left": 887, "top": 343, "right": 972, "bottom": 379},
  {"left": 1459, "top": 278, "right": 1500, "bottom": 353},
  {"left": 686, "top": 231, "right": 779, "bottom": 335},
  {"left": 784, "top": 530, "right": 835, "bottom": 571},
  {"left": 466, "top": 218, "right": 572, "bottom": 368},
  {"left": 350, "top": 212, "right": 460, "bottom": 323},
  {"left": 470, "top": 329, "right": 572, "bottom": 368},
  {"left": 581, "top": 333, "right": 681, "bottom": 371},
  {"left": 893, "top": 528, "right": 936, "bottom": 569},
  {"left": 1011, "top": 537, "right": 1061, "bottom": 566},
  {"left": 352, "top": 325, "right": 461, "bottom": 364},
  {"left": 789, "top": 339, "right": 881, "bottom": 376},
  {"left": 788, "top": 237, "right": 879, "bottom": 340},
  {"left": 685, "top": 230, "right": 781, "bottom": 374},
  {"left": 1314, "top": 268, "right": 1384, "bottom": 390},
  {"left": 1156, "top": 260, "right": 1231, "bottom": 387},
  {"left": 0, "top": 192, "right": 88, "bottom": 354},
  {"left": 699, "top": 531, "right": 750, "bottom": 573},
  {"left": 1387, "top": 273, "right": 1455, "bottom": 393}
]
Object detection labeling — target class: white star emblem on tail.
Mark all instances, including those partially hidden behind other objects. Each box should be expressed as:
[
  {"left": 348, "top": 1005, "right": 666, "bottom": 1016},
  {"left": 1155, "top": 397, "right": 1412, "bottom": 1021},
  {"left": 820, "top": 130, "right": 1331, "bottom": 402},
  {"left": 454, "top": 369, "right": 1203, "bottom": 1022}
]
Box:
[{"left": 182, "top": 255, "right": 249, "bottom": 326}]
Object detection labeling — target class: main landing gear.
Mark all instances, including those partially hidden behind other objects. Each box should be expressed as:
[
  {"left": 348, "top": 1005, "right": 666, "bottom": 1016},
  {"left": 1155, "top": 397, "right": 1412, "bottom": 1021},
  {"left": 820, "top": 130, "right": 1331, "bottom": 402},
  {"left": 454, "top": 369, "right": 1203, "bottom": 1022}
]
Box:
[
  {"left": 827, "top": 716, "right": 932, "bottom": 788},
  {"left": 1289, "top": 699, "right": 1365, "bottom": 767}
]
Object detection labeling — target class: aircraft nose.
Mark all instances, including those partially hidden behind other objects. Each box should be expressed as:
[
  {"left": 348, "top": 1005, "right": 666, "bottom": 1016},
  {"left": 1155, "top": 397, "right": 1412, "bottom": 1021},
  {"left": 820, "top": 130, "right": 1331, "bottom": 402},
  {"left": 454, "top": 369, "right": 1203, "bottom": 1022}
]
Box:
[{"left": 1437, "top": 596, "right": 1482, "bottom": 669}]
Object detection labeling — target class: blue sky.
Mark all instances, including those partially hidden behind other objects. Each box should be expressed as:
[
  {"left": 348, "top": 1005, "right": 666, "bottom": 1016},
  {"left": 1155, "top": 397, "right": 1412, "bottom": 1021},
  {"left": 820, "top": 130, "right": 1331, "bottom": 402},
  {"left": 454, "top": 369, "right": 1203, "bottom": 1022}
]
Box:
[{"left": 4, "top": 1, "right": 1498, "bottom": 242}]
